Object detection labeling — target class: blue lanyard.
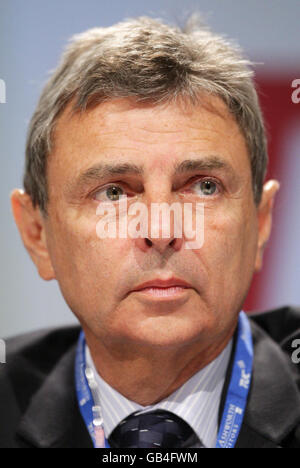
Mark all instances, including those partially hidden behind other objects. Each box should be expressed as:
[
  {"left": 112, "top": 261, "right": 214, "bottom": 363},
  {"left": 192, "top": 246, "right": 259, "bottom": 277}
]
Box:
[
  {"left": 75, "top": 330, "right": 111, "bottom": 448},
  {"left": 215, "top": 311, "right": 253, "bottom": 447},
  {"left": 75, "top": 311, "right": 253, "bottom": 449}
]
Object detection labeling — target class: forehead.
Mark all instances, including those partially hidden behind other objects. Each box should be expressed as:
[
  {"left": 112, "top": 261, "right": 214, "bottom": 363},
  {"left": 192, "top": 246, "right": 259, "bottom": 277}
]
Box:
[{"left": 49, "top": 96, "right": 250, "bottom": 186}]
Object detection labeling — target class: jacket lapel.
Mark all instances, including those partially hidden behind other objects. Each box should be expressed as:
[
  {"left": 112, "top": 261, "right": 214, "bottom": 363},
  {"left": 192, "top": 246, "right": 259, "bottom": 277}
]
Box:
[
  {"left": 235, "top": 320, "right": 300, "bottom": 448},
  {"left": 16, "top": 344, "right": 93, "bottom": 448}
]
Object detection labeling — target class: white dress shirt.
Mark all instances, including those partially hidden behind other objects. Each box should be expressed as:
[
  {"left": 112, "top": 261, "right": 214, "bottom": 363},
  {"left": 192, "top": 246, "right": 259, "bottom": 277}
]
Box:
[{"left": 85, "top": 338, "right": 232, "bottom": 448}]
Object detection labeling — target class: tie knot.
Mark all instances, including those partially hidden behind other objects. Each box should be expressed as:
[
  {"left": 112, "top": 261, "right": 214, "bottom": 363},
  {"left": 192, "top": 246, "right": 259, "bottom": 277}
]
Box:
[{"left": 108, "top": 409, "right": 199, "bottom": 448}]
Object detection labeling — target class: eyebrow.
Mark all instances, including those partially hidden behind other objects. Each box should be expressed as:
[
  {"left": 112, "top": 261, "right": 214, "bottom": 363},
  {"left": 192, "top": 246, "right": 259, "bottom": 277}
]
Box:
[
  {"left": 174, "top": 156, "right": 236, "bottom": 177},
  {"left": 68, "top": 155, "right": 237, "bottom": 197},
  {"left": 77, "top": 162, "right": 143, "bottom": 184}
]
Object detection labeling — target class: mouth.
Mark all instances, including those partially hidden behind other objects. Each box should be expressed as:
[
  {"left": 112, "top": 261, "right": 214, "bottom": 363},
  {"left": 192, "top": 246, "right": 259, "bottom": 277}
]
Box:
[{"left": 130, "top": 277, "right": 194, "bottom": 301}]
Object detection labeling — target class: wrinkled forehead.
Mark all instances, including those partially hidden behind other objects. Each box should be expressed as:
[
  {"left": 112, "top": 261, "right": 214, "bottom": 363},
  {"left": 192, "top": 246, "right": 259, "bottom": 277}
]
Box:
[{"left": 48, "top": 95, "right": 251, "bottom": 194}]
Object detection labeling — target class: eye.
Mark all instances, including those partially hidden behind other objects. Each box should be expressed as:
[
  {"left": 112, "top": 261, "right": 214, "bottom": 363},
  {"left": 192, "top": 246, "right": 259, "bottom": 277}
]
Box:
[
  {"left": 93, "top": 184, "right": 127, "bottom": 202},
  {"left": 189, "top": 178, "right": 220, "bottom": 196}
]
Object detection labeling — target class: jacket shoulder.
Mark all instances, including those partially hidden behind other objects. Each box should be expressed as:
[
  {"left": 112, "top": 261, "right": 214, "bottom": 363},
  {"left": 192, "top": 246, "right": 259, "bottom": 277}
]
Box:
[
  {"left": 5, "top": 325, "right": 81, "bottom": 371},
  {"left": 249, "top": 304, "right": 300, "bottom": 346},
  {"left": 0, "top": 325, "right": 81, "bottom": 446},
  {"left": 240, "top": 306, "right": 300, "bottom": 448}
]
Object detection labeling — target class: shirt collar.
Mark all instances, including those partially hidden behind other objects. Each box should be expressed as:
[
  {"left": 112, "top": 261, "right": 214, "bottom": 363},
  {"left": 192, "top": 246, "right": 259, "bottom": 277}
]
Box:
[{"left": 85, "top": 338, "right": 232, "bottom": 448}]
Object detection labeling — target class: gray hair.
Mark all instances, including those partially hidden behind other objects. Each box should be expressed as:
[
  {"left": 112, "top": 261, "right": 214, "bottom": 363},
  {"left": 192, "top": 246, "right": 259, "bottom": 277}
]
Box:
[{"left": 24, "top": 15, "right": 268, "bottom": 214}]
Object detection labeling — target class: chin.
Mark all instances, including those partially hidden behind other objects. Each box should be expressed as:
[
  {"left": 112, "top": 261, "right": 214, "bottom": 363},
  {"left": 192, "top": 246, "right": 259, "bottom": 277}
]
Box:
[{"left": 117, "top": 316, "right": 210, "bottom": 349}]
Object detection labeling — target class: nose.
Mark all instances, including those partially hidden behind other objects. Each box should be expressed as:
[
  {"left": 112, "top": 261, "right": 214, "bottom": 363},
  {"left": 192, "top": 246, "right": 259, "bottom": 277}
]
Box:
[
  {"left": 135, "top": 234, "right": 183, "bottom": 254},
  {"left": 134, "top": 196, "right": 184, "bottom": 254}
]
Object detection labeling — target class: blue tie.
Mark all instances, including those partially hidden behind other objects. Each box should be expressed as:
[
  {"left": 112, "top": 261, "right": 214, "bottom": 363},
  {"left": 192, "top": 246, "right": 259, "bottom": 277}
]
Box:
[{"left": 108, "top": 409, "right": 200, "bottom": 448}]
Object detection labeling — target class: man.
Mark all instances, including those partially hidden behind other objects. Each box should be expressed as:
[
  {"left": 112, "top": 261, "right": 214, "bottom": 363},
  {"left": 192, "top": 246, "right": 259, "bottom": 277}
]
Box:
[{"left": 2, "top": 16, "right": 300, "bottom": 448}]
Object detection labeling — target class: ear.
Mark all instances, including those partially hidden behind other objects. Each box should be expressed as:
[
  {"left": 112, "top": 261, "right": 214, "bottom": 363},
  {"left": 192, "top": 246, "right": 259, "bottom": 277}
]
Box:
[
  {"left": 254, "top": 180, "right": 280, "bottom": 272},
  {"left": 10, "top": 189, "right": 56, "bottom": 280}
]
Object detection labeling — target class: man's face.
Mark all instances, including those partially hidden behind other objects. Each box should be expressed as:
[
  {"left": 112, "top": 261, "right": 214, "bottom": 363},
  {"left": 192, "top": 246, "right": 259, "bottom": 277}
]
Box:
[{"left": 24, "top": 97, "right": 263, "bottom": 349}]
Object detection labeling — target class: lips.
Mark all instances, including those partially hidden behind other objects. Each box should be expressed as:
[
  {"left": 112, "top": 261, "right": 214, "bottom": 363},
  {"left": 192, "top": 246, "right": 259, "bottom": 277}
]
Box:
[{"left": 131, "top": 277, "right": 193, "bottom": 293}]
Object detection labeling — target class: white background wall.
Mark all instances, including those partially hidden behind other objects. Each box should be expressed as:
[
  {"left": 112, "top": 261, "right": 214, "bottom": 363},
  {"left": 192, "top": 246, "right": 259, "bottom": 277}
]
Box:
[{"left": 0, "top": 0, "right": 299, "bottom": 337}]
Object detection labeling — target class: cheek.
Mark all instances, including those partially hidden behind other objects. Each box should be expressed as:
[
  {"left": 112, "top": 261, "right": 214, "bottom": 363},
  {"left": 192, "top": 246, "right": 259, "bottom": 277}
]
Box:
[
  {"left": 200, "top": 205, "right": 258, "bottom": 298},
  {"left": 46, "top": 210, "right": 129, "bottom": 312}
]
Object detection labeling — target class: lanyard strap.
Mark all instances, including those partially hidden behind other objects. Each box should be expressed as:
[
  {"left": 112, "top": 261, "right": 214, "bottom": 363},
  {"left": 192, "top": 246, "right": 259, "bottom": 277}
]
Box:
[
  {"left": 75, "top": 330, "right": 111, "bottom": 448},
  {"left": 215, "top": 311, "right": 253, "bottom": 448},
  {"left": 75, "top": 311, "right": 253, "bottom": 448}
]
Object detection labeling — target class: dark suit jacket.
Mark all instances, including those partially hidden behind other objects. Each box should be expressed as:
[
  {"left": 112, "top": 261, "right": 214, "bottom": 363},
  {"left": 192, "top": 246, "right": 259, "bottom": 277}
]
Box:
[{"left": 1, "top": 306, "right": 300, "bottom": 448}]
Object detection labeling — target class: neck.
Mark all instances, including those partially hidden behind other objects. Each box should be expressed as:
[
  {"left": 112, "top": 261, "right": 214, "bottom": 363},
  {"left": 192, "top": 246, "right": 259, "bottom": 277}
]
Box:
[{"left": 83, "top": 322, "right": 237, "bottom": 406}]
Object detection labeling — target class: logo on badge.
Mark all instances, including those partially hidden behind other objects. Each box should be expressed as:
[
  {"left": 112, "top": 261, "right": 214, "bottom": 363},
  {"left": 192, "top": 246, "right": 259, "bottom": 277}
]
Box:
[{"left": 239, "top": 368, "right": 250, "bottom": 389}]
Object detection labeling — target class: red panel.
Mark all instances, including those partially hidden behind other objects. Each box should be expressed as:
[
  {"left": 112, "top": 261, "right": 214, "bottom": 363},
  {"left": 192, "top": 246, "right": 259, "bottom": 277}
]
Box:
[{"left": 243, "top": 72, "right": 300, "bottom": 311}]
